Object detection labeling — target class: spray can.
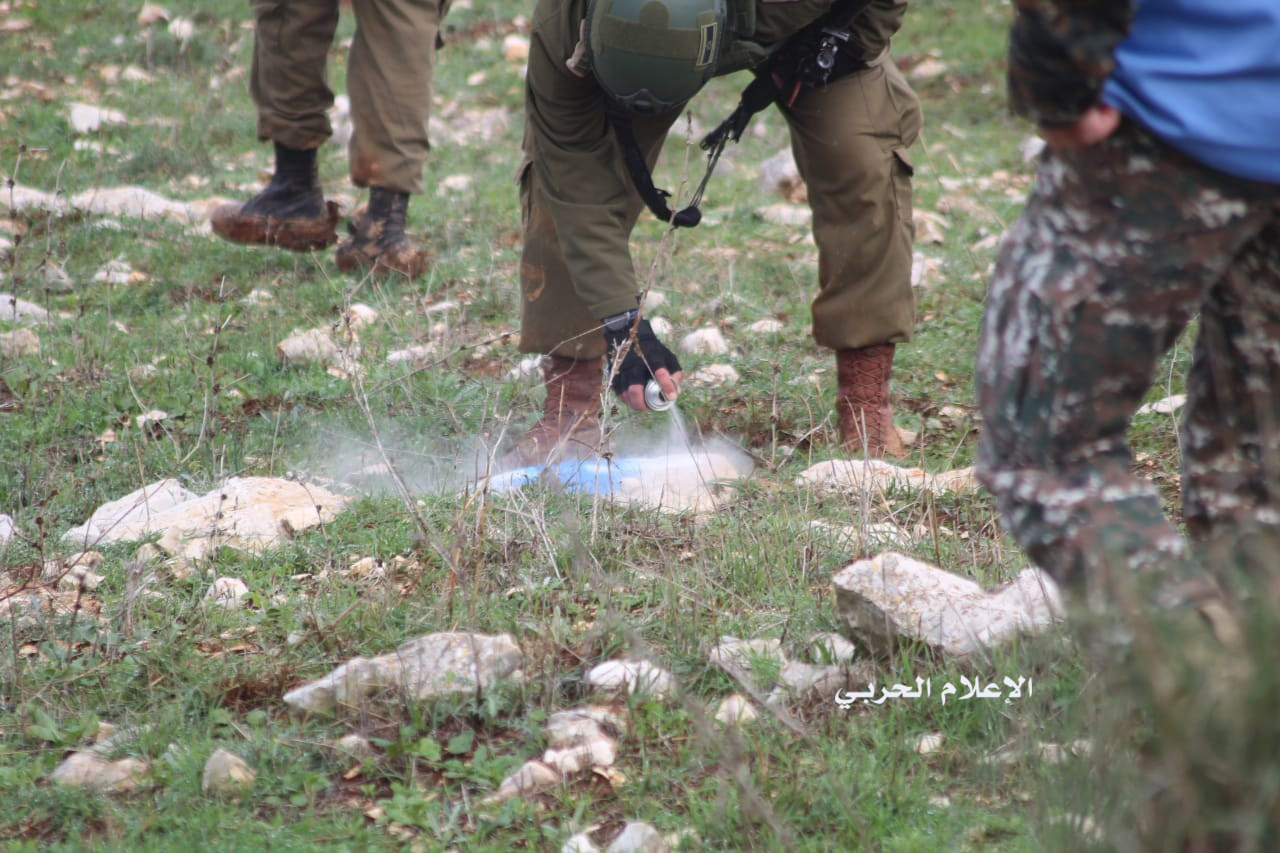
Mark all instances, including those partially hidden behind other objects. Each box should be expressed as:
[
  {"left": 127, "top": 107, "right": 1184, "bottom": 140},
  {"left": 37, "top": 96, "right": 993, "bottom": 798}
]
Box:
[{"left": 643, "top": 379, "right": 673, "bottom": 412}]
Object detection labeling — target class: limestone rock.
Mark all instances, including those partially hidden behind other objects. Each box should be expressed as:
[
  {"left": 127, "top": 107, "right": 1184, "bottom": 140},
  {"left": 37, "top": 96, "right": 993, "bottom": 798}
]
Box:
[
  {"left": 484, "top": 759, "right": 559, "bottom": 804},
  {"left": 275, "top": 327, "right": 340, "bottom": 365},
  {"left": 334, "top": 733, "right": 377, "bottom": 761},
  {"left": 916, "top": 732, "right": 945, "bottom": 755},
  {"left": 202, "top": 748, "right": 255, "bottom": 795},
  {"left": 758, "top": 148, "right": 806, "bottom": 203},
  {"left": 282, "top": 631, "right": 523, "bottom": 714},
  {"left": 807, "top": 632, "right": 858, "bottom": 664},
  {"left": 0, "top": 328, "right": 39, "bottom": 357},
  {"left": 71, "top": 186, "right": 197, "bottom": 223},
  {"left": 608, "top": 821, "right": 668, "bottom": 853},
  {"left": 0, "top": 292, "right": 52, "bottom": 324},
  {"left": 68, "top": 103, "right": 127, "bottom": 133},
  {"left": 754, "top": 203, "right": 811, "bottom": 228},
  {"left": 64, "top": 477, "right": 349, "bottom": 559},
  {"left": 546, "top": 706, "right": 628, "bottom": 743},
  {"left": 678, "top": 328, "right": 729, "bottom": 356},
  {"left": 796, "top": 458, "right": 979, "bottom": 496},
  {"left": 542, "top": 736, "right": 616, "bottom": 775},
  {"left": 832, "top": 552, "right": 1064, "bottom": 660},
  {"left": 686, "top": 364, "right": 739, "bottom": 388},
  {"left": 585, "top": 660, "right": 674, "bottom": 699},
  {"left": 563, "top": 833, "right": 602, "bottom": 853},
  {"left": 707, "top": 637, "right": 785, "bottom": 672},
  {"left": 714, "top": 694, "right": 758, "bottom": 725},
  {"left": 746, "top": 318, "right": 783, "bottom": 335},
  {"left": 765, "top": 660, "right": 848, "bottom": 706},
  {"left": 204, "top": 577, "right": 250, "bottom": 609},
  {"left": 50, "top": 751, "right": 147, "bottom": 792},
  {"left": 0, "top": 513, "right": 14, "bottom": 543}
]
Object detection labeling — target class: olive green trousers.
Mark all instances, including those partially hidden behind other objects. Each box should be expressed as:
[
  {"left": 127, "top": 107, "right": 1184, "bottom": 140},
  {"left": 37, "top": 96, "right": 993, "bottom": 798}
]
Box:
[
  {"left": 249, "top": 0, "right": 447, "bottom": 194},
  {"left": 519, "top": 54, "right": 921, "bottom": 357}
]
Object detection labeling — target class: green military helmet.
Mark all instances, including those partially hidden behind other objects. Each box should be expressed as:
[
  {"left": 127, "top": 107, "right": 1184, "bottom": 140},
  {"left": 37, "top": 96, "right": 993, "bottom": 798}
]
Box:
[{"left": 586, "top": 0, "right": 727, "bottom": 113}]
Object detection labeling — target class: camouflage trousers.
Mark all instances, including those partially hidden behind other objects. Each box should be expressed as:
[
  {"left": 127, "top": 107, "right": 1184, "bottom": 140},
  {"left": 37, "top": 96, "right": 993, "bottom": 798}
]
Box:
[{"left": 975, "top": 120, "right": 1280, "bottom": 593}]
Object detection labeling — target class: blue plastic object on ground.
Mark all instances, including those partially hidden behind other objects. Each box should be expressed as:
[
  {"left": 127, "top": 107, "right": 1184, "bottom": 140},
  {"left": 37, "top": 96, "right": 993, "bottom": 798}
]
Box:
[{"left": 482, "top": 457, "right": 648, "bottom": 496}]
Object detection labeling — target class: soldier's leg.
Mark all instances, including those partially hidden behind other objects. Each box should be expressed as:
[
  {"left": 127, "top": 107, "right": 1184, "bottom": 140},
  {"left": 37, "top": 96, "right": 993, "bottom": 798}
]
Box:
[
  {"left": 250, "top": 0, "right": 338, "bottom": 149},
  {"left": 975, "top": 123, "right": 1268, "bottom": 592},
  {"left": 211, "top": 0, "right": 341, "bottom": 250},
  {"left": 512, "top": 108, "right": 680, "bottom": 464},
  {"left": 782, "top": 57, "right": 921, "bottom": 456},
  {"left": 1182, "top": 210, "right": 1280, "bottom": 575},
  {"left": 337, "top": 0, "right": 445, "bottom": 277}
]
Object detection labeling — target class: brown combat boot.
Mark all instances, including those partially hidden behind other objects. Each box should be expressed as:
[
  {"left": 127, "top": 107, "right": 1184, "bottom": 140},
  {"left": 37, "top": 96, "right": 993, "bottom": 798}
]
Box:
[
  {"left": 335, "top": 187, "right": 430, "bottom": 278},
  {"left": 835, "top": 344, "right": 907, "bottom": 459},
  {"left": 504, "top": 355, "right": 605, "bottom": 467},
  {"left": 211, "top": 142, "right": 339, "bottom": 252}
]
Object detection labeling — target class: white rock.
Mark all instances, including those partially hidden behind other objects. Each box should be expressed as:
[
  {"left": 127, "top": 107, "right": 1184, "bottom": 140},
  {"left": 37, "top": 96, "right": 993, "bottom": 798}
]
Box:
[
  {"left": 807, "top": 632, "right": 857, "bottom": 664},
  {"left": 765, "top": 661, "right": 847, "bottom": 706},
  {"left": 167, "top": 16, "right": 195, "bottom": 40},
  {"left": 0, "top": 292, "right": 52, "bottom": 324},
  {"left": 50, "top": 752, "right": 147, "bottom": 792},
  {"left": 909, "top": 57, "right": 949, "bottom": 81},
  {"left": 70, "top": 186, "right": 197, "bottom": 223},
  {"left": 542, "top": 735, "right": 617, "bottom": 774},
  {"left": 648, "top": 317, "right": 673, "bottom": 337},
  {"left": 796, "top": 458, "right": 979, "bottom": 496},
  {"left": 758, "top": 148, "right": 805, "bottom": 202},
  {"left": 714, "top": 694, "right": 758, "bottom": 725},
  {"left": 68, "top": 103, "right": 128, "bottom": 134},
  {"left": 283, "top": 631, "right": 524, "bottom": 714},
  {"left": 916, "top": 732, "right": 945, "bottom": 755},
  {"left": 0, "top": 513, "right": 14, "bottom": 543},
  {"left": 484, "top": 759, "right": 559, "bottom": 804},
  {"left": 204, "top": 577, "right": 250, "bottom": 609},
  {"left": 0, "top": 328, "right": 39, "bottom": 357},
  {"left": 754, "top": 203, "right": 811, "bottom": 227},
  {"left": 93, "top": 259, "right": 135, "bottom": 285},
  {"left": 344, "top": 303, "right": 379, "bottom": 329},
  {"left": 438, "top": 174, "right": 472, "bottom": 195},
  {"left": 64, "top": 477, "right": 348, "bottom": 559},
  {"left": 135, "top": 409, "right": 168, "bottom": 429},
  {"left": 563, "top": 833, "right": 602, "bottom": 853},
  {"left": 687, "top": 364, "right": 739, "bottom": 388},
  {"left": 640, "top": 290, "right": 666, "bottom": 312},
  {"left": 546, "top": 706, "right": 628, "bottom": 743},
  {"left": 136, "top": 3, "right": 170, "bottom": 26},
  {"left": 1135, "top": 394, "right": 1186, "bottom": 416},
  {"left": 502, "top": 34, "right": 530, "bottom": 62},
  {"left": 832, "top": 552, "right": 1064, "bottom": 660},
  {"left": 585, "top": 660, "right": 674, "bottom": 699},
  {"left": 746, "top": 318, "right": 783, "bottom": 335},
  {"left": 809, "top": 519, "right": 912, "bottom": 551},
  {"left": 608, "top": 821, "right": 668, "bottom": 853},
  {"left": 707, "top": 637, "right": 785, "bottom": 672},
  {"left": 276, "top": 327, "right": 339, "bottom": 364},
  {"left": 678, "top": 328, "right": 729, "bottom": 356},
  {"left": 334, "top": 734, "right": 377, "bottom": 761},
  {"left": 201, "top": 748, "right": 255, "bottom": 795},
  {"left": 387, "top": 344, "right": 435, "bottom": 368},
  {"left": 328, "top": 95, "right": 352, "bottom": 150}
]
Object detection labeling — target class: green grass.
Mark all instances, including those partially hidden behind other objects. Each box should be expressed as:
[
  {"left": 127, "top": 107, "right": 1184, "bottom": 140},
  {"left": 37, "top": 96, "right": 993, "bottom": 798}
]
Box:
[{"left": 2, "top": 0, "right": 1253, "bottom": 849}]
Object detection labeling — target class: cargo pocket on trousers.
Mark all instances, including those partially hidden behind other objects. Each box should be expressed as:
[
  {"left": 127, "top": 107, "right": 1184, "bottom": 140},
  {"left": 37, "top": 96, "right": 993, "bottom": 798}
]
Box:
[{"left": 891, "top": 146, "right": 915, "bottom": 235}]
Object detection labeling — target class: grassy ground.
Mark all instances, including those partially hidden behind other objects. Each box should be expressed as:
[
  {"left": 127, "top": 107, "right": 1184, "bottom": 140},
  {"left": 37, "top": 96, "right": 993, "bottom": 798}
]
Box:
[{"left": 0, "top": 0, "right": 1216, "bottom": 850}]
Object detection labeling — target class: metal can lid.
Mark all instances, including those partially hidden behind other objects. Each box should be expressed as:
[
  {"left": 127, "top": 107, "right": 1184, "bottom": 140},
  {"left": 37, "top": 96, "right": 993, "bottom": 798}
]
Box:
[{"left": 643, "top": 379, "right": 672, "bottom": 412}]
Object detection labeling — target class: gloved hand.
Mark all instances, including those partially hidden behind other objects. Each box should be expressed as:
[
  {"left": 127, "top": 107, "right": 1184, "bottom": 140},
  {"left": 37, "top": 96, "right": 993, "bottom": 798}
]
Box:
[{"left": 602, "top": 310, "right": 683, "bottom": 412}]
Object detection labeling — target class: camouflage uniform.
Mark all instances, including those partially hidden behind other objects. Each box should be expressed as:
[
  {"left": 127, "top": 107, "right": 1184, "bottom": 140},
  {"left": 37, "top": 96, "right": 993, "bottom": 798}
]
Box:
[
  {"left": 519, "top": 0, "right": 920, "bottom": 359},
  {"left": 976, "top": 1, "right": 1280, "bottom": 591}
]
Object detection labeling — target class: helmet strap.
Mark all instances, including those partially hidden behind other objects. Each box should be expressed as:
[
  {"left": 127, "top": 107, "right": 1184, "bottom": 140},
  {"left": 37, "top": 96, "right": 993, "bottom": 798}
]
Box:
[{"left": 605, "top": 98, "right": 705, "bottom": 228}]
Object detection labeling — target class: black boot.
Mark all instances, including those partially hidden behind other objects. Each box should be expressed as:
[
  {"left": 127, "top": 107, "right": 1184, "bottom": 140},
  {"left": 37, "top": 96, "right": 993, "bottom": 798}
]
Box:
[
  {"left": 211, "top": 142, "right": 339, "bottom": 252},
  {"left": 335, "top": 187, "right": 430, "bottom": 278}
]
